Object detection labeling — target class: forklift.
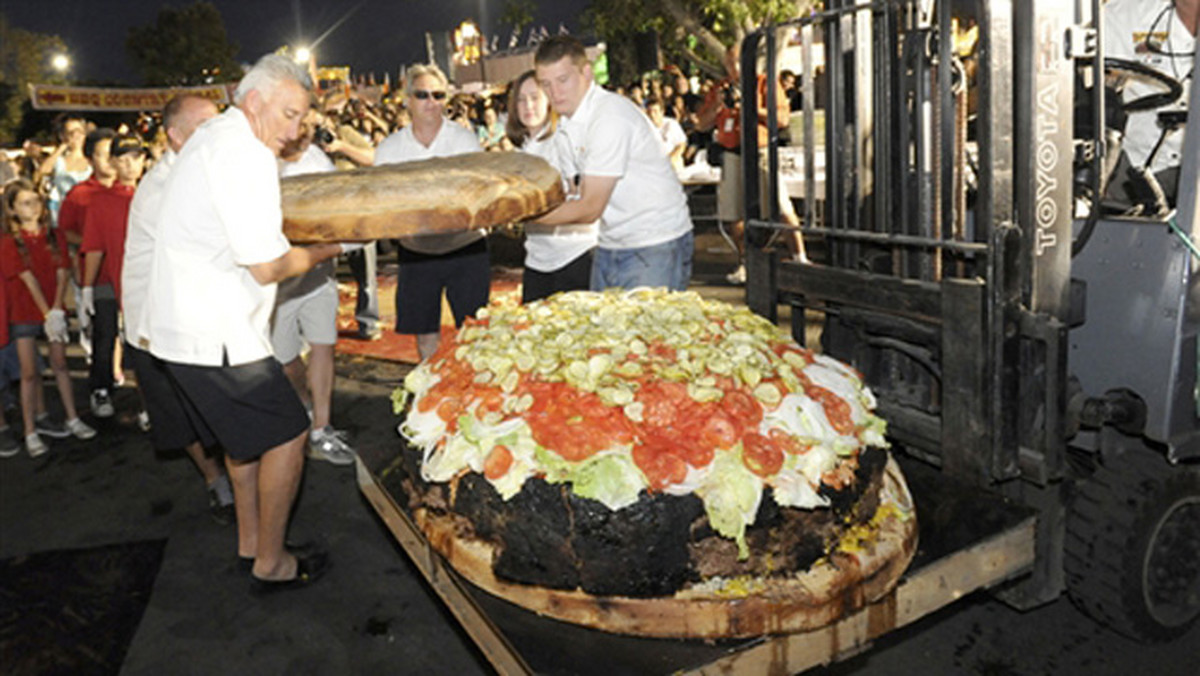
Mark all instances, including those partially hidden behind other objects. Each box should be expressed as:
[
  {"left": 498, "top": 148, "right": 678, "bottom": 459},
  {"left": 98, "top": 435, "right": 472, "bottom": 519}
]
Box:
[{"left": 743, "top": 0, "right": 1199, "bottom": 643}]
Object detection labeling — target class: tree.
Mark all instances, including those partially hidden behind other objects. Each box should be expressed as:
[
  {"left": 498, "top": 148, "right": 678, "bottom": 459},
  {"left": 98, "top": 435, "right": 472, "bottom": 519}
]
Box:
[
  {"left": 126, "top": 2, "right": 242, "bottom": 86},
  {"left": 499, "top": 0, "right": 537, "bottom": 44},
  {"left": 0, "top": 14, "right": 69, "bottom": 144},
  {"left": 586, "top": 0, "right": 817, "bottom": 79}
]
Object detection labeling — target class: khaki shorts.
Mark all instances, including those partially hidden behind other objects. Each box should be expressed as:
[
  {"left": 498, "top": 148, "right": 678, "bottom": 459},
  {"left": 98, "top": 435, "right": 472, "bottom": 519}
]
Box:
[
  {"left": 717, "top": 151, "right": 797, "bottom": 223},
  {"left": 270, "top": 280, "right": 339, "bottom": 364}
]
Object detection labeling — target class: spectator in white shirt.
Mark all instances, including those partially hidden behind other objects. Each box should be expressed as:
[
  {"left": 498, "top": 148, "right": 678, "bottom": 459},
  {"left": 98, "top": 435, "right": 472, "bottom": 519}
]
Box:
[
  {"left": 646, "top": 96, "right": 687, "bottom": 172},
  {"left": 374, "top": 64, "right": 488, "bottom": 360},
  {"left": 274, "top": 108, "right": 359, "bottom": 467}
]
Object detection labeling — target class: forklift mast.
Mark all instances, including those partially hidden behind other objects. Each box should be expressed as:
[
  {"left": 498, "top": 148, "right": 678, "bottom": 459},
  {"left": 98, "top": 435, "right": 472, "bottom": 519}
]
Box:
[{"left": 742, "top": 0, "right": 1197, "bottom": 484}]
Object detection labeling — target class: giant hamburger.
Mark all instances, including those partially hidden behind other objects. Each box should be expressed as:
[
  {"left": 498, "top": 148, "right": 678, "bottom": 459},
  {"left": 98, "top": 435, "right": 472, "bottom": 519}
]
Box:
[{"left": 385, "top": 288, "right": 916, "bottom": 638}]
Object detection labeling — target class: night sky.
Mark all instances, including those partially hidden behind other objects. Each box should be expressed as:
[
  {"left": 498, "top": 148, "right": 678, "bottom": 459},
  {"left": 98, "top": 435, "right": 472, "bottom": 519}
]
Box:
[{"left": 2, "top": 0, "right": 591, "bottom": 85}]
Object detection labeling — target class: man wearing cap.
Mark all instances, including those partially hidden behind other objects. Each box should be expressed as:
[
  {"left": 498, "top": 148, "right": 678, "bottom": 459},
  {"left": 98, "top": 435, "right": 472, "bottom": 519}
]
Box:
[{"left": 81, "top": 133, "right": 146, "bottom": 420}]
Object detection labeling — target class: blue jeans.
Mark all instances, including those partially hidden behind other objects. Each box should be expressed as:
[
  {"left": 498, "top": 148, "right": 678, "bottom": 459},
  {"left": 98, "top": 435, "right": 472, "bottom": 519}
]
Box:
[{"left": 590, "top": 230, "right": 693, "bottom": 292}]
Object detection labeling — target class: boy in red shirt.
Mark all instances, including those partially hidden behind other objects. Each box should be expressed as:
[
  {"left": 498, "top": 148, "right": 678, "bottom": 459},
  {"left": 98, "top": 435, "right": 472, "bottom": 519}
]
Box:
[{"left": 81, "top": 134, "right": 145, "bottom": 419}]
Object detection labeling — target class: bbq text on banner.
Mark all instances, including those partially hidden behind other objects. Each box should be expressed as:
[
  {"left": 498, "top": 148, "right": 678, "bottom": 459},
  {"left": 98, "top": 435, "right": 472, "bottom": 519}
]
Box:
[{"left": 28, "top": 84, "right": 233, "bottom": 112}]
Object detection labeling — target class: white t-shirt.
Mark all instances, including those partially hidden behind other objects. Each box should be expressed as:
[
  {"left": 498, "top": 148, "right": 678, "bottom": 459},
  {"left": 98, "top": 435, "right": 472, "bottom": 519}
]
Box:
[
  {"left": 122, "top": 147, "right": 175, "bottom": 349},
  {"left": 374, "top": 119, "right": 484, "bottom": 254},
  {"left": 145, "top": 106, "right": 292, "bottom": 367},
  {"left": 521, "top": 128, "right": 597, "bottom": 272},
  {"left": 277, "top": 144, "right": 337, "bottom": 301},
  {"left": 1104, "top": 0, "right": 1194, "bottom": 175},
  {"left": 558, "top": 83, "right": 692, "bottom": 250}
]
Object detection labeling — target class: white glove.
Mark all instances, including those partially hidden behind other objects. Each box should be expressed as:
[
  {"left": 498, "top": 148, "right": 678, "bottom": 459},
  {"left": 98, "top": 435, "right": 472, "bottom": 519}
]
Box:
[
  {"left": 44, "top": 309, "right": 69, "bottom": 343},
  {"left": 81, "top": 286, "right": 95, "bottom": 317}
]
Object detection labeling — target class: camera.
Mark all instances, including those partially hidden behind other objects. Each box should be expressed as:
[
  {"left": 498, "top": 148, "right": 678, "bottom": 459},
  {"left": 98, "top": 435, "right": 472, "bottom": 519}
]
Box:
[{"left": 313, "top": 127, "right": 335, "bottom": 147}]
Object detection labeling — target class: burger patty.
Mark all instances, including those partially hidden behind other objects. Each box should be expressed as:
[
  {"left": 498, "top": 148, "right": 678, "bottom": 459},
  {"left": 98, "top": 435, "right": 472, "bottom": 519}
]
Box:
[{"left": 382, "top": 444, "right": 888, "bottom": 598}]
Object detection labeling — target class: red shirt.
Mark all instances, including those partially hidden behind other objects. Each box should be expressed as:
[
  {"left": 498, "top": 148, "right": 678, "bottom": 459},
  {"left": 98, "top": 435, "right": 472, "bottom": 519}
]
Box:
[
  {"left": 81, "top": 183, "right": 136, "bottom": 300},
  {"left": 1, "top": 231, "right": 67, "bottom": 325},
  {"left": 0, "top": 269, "right": 8, "bottom": 346}
]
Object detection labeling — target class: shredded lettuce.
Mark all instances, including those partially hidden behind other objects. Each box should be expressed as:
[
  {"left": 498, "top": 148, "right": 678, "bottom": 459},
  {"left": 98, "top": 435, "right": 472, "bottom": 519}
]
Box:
[
  {"left": 694, "top": 447, "right": 764, "bottom": 559},
  {"left": 567, "top": 450, "right": 646, "bottom": 510}
]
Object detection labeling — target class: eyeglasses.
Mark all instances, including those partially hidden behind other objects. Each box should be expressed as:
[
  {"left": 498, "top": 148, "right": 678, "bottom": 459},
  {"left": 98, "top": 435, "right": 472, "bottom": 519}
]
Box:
[{"left": 412, "top": 90, "right": 447, "bottom": 101}]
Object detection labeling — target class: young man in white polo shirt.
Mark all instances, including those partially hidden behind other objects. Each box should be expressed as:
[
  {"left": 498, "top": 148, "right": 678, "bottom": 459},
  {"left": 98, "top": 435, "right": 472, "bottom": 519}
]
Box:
[
  {"left": 533, "top": 35, "right": 693, "bottom": 291},
  {"left": 145, "top": 54, "right": 343, "bottom": 591},
  {"left": 374, "top": 64, "right": 487, "bottom": 360}
]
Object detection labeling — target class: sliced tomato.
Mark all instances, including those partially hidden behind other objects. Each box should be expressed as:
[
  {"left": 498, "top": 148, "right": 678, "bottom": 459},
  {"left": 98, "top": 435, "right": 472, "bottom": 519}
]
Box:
[
  {"left": 806, "top": 385, "right": 856, "bottom": 435},
  {"left": 742, "top": 432, "right": 784, "bottom": 477},
  {"left": 435, "top": 396, "right": 463, "bottom": 423},
  {"left": 699, "top": 413, "right": 739, "bottom": 451},
  {"left": 484, "top": 445, "right": 514, "bottom": 480},
  {"left": 721, "top": 389, "right": 763, "bottom": 428},
  {"left": 632, "top": 442, "right": 688, "bottom": 490},
  {"left": 769, "top": 428, "right": 811, "bottom": 455}
]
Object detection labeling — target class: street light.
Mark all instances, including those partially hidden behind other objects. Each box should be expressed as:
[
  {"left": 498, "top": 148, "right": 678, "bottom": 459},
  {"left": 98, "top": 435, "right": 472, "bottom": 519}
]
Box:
[
  {"left": 51, "top": 53, "right": 71, "bottom": 73},
  {"left": 294, "top": 46, "right": 312, "bottom": 64}
]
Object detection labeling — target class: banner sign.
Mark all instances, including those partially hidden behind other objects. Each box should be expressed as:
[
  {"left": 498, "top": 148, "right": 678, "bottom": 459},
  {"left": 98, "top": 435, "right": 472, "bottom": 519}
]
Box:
[{"left": 28, "top": 84, "right": 234, "bottom": 112}]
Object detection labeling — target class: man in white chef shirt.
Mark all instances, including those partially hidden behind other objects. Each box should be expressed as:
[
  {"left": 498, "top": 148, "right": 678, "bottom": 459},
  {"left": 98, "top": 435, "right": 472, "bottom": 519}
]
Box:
[
  {"left": 532, "top": 35, "right": 693, "bottom": 292},
  {"left": 1104, "top": 0, "right": 1196, "bottom": 206},
  {"left": 374, "top": 64, "right": 487, "bottom": 361},
  {"left": 145, "top": 53, "right": 343, "bottom": 591},
  {"left": 121, "top": 93, "right": 237, "bottom": 526}
]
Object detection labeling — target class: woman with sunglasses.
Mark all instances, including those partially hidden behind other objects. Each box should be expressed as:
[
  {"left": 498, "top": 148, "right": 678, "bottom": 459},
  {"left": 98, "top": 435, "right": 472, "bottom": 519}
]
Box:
[
  {"left": 375, "top": 64, "right": 488, "bottom": 361},
  {"left": 505, "top": 70, "right": 597, "bottom": 304},
  {"left": 1, "top": 180, "right": 97, "bottom": 457}
]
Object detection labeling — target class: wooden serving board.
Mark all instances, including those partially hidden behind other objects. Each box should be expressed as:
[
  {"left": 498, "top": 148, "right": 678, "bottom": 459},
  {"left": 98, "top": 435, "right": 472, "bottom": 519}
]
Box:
[
  {"left": 280, "top": 152, "right": 566, "bottom": 242},
  {"left": 406, "top": 456, "right": 918, "bottom": 639}
]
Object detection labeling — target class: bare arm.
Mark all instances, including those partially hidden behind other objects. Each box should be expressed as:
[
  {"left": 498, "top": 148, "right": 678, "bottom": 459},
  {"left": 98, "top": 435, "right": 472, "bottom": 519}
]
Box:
[
  {"left": 532, "top": 174, "right": 617, "bottom": 226},
  {"left": 18, "top": 271, "right": 52, "bottom": 317},
  {"left": 325, "top": 138, "right": 375, "bottom": 166},
  {"left": 83, "top": 250, "right": 103, "bottom": 287},
  {"left": 54, "top": 268, "right": 69, "bottom": 308},
  {"left": 247, "top": 243, "right": 343, "bottom": 286}
]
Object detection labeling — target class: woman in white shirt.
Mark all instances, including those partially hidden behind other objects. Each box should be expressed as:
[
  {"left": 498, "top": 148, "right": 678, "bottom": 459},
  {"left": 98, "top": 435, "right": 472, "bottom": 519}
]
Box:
[{"left": 505, "top": 70, "right": 598, "bottom": 303}]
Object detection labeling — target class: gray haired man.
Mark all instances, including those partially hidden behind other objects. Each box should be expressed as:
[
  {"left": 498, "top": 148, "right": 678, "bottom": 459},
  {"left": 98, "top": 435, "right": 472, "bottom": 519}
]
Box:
[{"left": 145, "top": 54, "right": 343, "bottom": 591}]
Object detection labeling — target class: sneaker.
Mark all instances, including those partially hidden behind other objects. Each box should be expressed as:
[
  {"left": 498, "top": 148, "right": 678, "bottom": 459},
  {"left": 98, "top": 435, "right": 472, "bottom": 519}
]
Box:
[
  {"left": 137, "top": 410, "right": 152, "bottom": 432},
  {"left": 25, "top": 433, "right": 48, "bottom": 458},
  {"left": 35, "top": 414, "right": 71, "bottom": 439},
  {"left": 308, "top": 426, "right": 356, "bottom": 466},
  {"left": 65, "top": 417, "right": 97, "bottom": 440},
  {"left": 353, "top": 325, "right": 383, "bottom": 341},
  {"left": 0, "top": 427, "right": 19, "bottom": 458},
  {"left": 726, "top": 264, "right": 747, "bottom": 285},
  {"left": 207, "top": 475, "right": 235, "bottom": 526},
  {"left": 91, "top": 390, "right": 115, "bottom": 418}
]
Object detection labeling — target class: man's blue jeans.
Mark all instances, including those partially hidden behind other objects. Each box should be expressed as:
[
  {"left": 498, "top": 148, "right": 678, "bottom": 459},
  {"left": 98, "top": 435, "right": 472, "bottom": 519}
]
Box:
[{"left": 590, "top": 230, "right": 693, "bottom": 292}]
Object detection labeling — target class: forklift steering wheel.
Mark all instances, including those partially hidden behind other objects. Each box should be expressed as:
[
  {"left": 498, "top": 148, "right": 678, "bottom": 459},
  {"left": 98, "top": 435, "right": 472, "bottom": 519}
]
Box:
[{"left": 1103, "top": 57, "right": 1186, "bottom": 112}]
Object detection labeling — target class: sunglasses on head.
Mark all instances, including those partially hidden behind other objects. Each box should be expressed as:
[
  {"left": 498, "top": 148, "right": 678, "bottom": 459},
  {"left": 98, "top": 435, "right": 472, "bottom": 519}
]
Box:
[{"left": 413, "top": 90, "right": 447, "bottom": 101}]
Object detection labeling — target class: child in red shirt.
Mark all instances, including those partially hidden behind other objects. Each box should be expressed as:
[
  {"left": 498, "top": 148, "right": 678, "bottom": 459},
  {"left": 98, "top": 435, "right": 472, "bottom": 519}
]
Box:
[{"left": 2, "top": 179, "right": 97, "bottom": 457}]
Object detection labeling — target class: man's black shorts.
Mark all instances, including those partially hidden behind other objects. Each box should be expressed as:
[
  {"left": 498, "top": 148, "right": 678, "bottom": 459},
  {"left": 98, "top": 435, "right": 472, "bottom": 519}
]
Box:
[
  {"left": 127, "top": 344, "right": 202, "bottom": 452},
  {"left": 162, "top": 355, "right": 309, "bottom": 462},
  {"left": 395, "top": 238, "right": 490, "bottom": 334}
]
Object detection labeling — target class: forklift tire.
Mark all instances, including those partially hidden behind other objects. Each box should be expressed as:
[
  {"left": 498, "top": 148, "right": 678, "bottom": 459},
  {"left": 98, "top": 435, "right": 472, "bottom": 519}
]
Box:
[{"left": 1065, "top": 449, "right": 1200, "bottom": 641}]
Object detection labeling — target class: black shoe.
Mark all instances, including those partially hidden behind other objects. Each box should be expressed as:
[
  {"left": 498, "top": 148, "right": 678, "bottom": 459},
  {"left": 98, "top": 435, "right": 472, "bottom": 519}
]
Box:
[
  {"left": 237, "top": 541, "right": 319, "bottom": 574},
  {"left": 353, "top": 325, "right": 382, "bottom": 341},
  {"left": 249, "top": 549, "right": 330, "bottom": 594}
]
